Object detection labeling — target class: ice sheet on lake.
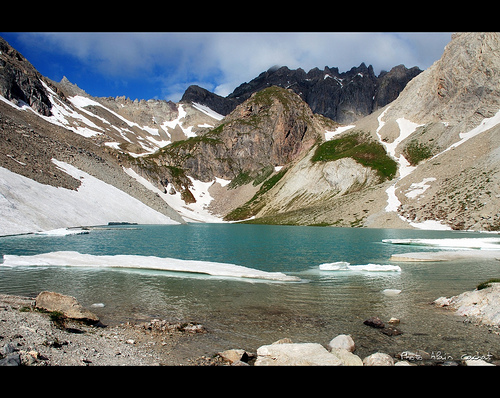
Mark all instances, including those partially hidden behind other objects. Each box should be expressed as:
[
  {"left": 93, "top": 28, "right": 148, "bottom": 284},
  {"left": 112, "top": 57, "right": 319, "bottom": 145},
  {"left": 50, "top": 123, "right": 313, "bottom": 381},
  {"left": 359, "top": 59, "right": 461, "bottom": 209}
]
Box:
[
  {"left": 2, "top": 251, "right": 300, "bottom": 282},
  {"left": 318, "top": 262, "right": 401, "bottom": 272},
  {"left": 382, "top": 237, "right": 500, "bottom": 250}
]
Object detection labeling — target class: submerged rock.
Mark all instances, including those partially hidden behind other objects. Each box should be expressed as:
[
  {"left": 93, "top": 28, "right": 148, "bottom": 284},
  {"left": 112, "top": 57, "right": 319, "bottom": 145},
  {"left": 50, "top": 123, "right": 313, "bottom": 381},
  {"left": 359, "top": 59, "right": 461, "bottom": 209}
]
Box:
[{"left": 363, "top": 316, "right": 385, "bottom": 328}]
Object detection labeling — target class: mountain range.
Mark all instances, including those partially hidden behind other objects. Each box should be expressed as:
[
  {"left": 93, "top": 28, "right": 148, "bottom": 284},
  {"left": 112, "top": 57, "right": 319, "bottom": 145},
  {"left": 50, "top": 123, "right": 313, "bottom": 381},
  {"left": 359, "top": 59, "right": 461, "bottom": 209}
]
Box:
[{"left": 1, "top": 32, "right": 500, "bottom": 235}]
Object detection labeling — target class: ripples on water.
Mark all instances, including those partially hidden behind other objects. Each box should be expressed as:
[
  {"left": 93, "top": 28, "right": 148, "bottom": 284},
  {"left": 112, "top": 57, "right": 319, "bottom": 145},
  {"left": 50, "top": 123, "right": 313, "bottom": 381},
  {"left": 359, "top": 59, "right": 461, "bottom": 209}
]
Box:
[{"left": 1, "top": 224, "right": 499, "bottom": 360}]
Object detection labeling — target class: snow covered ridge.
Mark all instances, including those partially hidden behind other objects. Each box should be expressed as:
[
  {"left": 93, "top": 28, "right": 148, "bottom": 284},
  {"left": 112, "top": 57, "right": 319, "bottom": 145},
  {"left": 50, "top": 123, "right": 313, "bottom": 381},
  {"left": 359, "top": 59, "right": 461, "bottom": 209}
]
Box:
[
  {"left": 2, "top": 251, "right": 301, "bottom": 283},
  {"left": 0, "top": 81, "right": 224, "bottom": 158}
]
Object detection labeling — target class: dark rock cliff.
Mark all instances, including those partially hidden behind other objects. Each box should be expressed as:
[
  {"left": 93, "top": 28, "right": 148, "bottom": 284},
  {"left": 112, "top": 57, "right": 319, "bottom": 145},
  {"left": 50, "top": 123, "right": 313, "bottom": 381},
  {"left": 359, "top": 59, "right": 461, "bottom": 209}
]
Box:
[
  {"left": 0, "top": 37, "right": 54, "bottom": 117},
  {"left": 181, "top": 63, "right": 422, "bottom": 124}
]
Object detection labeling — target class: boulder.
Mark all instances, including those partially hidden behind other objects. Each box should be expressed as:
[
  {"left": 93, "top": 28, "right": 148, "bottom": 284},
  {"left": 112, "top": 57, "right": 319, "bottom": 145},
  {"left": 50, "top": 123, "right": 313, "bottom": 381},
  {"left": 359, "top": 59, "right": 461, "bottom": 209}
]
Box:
[
  {"left": 218, "top": 349, "right": 249, "bottom": 364},
  {"left": 451, "top": 283, "right": 500, "bottom": 327},
  {"left": 255, "top": 343, "right": 342, "bottom": 366},
  {"left": 35, "top": 291, "right": 99, "bottom": 324},
  {"left": 329, "top": 348, "right": 363, "bottom": 366},
  {"left": 464, "top": 359, "right": 495, "bottom": 366},
  {"left": 363, "top": 352, "right": 394, "bottom": 366},
  {"left": 328, "top": 334, "right": 356, "bottom": 352}
]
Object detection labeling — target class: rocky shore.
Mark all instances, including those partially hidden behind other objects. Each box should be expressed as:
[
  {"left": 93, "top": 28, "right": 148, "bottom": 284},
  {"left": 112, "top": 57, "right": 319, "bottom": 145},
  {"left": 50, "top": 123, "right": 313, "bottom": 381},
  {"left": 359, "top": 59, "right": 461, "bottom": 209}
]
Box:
[{"left": 1, "top": 290, "right": 499, "bottom": 366}]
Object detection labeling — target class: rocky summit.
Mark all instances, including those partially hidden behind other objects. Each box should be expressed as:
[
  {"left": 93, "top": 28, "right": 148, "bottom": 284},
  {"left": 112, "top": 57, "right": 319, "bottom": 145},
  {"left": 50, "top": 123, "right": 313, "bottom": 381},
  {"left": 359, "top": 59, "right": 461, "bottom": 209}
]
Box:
[
  {"left": 181, "top": 63, "right": 422, "bottom": 124},
  {"left": 1, "top": 33, "right": 500, "bottom": 233}
]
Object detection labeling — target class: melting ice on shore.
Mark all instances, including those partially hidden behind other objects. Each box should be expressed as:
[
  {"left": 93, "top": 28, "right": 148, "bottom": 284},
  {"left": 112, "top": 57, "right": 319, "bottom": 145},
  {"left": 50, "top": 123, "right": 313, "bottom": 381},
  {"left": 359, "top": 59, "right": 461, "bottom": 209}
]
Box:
[
  {"left": 35, "top": 228, "right": 89, "bottom": 236},
  {"left": 318, "top": 261, "right": 401, "bottom": 272},
  {"left": 382, "top": 237, "right": 500, "bottom": 250},
  {"left": 2, "top": 251, "right": 300, "bottom": 283}
]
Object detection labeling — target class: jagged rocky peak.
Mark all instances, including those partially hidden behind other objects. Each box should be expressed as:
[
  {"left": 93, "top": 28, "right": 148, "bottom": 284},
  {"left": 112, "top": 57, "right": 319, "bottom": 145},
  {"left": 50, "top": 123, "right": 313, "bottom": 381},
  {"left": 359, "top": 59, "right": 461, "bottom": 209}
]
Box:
[
  {"left": 181, "top": 85, "right": 236, "bottom": 116},
  {"left": 0, "top": 36, "right": 53, "bottom": 116},
  {"left": 181, "top": 62, "right": 422, "bottom": 124}
]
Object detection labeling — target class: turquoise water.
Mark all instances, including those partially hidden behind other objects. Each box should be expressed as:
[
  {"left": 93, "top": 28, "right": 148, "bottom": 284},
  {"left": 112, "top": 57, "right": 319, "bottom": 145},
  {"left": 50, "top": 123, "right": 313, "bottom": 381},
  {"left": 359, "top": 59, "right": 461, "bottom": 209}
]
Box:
[{"left": 1, "top": 223, "right": 499, "bottom": 361}]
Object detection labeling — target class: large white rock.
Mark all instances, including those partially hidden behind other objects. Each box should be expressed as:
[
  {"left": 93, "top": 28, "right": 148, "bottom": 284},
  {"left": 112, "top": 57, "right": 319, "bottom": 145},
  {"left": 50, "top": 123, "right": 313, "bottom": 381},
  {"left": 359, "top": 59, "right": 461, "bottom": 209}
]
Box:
[
  {"left": 363, "top": 352, "right": 394, "bottom": 366},
  {"left": 255, "top": 343, "right": 342, "bottom": 366},
  {"left": 328, "top": 334, "right": 356, "bottom": 352},
  {"left": 329, "top": 348, "right": 363, "bottom": 366}
]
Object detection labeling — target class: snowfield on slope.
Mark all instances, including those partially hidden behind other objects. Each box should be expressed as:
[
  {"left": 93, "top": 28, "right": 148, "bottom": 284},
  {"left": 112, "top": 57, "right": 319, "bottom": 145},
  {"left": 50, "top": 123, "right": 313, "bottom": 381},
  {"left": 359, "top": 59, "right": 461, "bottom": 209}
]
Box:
[{"left": 0, "top": 160, "right": 178, "bottom": 236}]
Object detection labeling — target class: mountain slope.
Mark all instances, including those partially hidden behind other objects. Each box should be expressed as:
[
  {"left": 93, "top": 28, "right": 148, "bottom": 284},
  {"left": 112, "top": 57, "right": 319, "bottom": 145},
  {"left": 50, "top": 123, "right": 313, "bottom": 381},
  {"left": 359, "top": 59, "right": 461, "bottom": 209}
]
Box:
[
  {"left": 128, "top": 86, "right": 338, "bottom": 219},
  {"left": 243, "top": 32, "right": 500, "bottom": 231},
  {"left": 1, "top": 36, "right": 223, "bottom": 233}
]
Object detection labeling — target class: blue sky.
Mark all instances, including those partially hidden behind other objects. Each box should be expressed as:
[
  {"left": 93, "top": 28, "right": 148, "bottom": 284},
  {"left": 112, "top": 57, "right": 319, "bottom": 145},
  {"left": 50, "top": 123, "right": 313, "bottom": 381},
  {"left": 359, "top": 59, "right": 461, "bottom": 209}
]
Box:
[{"left": 1, "top": 32, "right": 452, "bottom": 102}]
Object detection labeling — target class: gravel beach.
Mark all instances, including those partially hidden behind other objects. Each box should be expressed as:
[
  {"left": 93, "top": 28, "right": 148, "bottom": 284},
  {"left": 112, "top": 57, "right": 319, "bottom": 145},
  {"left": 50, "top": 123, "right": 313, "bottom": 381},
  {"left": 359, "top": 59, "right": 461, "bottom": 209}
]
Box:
[{"left": 0, "top": 293, "right": 222, "bottom": 366}]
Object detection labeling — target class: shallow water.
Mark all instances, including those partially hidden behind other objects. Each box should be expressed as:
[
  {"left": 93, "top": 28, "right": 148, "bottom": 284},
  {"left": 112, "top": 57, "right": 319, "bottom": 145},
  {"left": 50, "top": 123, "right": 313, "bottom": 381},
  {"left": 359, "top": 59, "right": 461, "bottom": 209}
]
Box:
[{"left": 1, "top": 224, "right": 499, "bottom": 361}]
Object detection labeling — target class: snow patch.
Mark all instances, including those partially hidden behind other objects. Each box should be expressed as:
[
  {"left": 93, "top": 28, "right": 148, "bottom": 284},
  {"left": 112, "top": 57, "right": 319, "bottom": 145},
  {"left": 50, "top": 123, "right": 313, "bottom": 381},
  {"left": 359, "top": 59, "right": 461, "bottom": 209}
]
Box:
[
  {"left": 123, "top": 167, "right": 226, "bottom": 223},
  {"left": 405, "top": 177, "right": 436, "bottom": 199},
  {"left": 435, "top": 108, "right": 500, "bottom": 158},
  {"left": 325, "top": 125, "right": 355, "bottom": 141},
  {"left": 161, "top": 104, "right": 196, "bottom": 138},
  {"left": 191, "top": 102, "right": 224, "bottom": 121}
]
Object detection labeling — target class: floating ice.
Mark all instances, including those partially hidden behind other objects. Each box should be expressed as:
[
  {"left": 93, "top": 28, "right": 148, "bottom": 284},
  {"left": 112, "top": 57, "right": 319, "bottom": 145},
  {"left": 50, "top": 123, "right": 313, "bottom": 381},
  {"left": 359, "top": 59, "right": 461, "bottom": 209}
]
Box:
[
  {"left": 2, "top": 251, "right": 300, "bottom": 283},
  {"left": 319, "top": 262, "right": 401, "bottom": 272},
  {"left": 382, "top": 237, "right": 500, "bottom": 250},
  {"left": 318, "top": 261, "right": 350, "bottom": 270}
]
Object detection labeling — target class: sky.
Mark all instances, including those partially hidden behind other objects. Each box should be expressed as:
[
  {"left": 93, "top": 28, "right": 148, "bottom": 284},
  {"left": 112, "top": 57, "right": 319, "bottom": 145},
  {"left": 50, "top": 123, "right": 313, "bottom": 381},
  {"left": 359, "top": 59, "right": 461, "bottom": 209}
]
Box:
[{"left": 1, "top": 32, "right": 452, "bottom": 103}]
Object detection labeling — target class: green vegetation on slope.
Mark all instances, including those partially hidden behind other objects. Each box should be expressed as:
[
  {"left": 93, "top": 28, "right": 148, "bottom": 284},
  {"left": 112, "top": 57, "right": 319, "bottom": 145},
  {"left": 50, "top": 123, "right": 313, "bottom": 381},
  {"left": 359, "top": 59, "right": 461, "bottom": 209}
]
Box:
[
  {"left": 312, "top": 131, "right": 397, "bottom": 181},
  {"left": 224, "top": 167, "right": 288, "bottom": 221}
]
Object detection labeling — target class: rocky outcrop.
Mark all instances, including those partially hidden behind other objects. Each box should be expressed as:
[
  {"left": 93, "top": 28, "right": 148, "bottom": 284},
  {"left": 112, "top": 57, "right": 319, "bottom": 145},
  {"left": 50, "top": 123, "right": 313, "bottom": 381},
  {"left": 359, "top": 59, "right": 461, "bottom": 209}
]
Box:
[
  {"left": 181, "top": 85, "right": 237, "bottom": 116},
  {"left": 434, "top": 282, "right": 500, "bottom": 327},
  {"left": 154, "top": 86, "right": 332, "bottom": 185},
  {"left": 0, "top": 37, "right": 54, "bottom": 116},
  {"left": 386, "top": 33, "right": 500, "bottom": 129},
  {"left": 182, "top": 63, "right": 421, "bottom": 124}
]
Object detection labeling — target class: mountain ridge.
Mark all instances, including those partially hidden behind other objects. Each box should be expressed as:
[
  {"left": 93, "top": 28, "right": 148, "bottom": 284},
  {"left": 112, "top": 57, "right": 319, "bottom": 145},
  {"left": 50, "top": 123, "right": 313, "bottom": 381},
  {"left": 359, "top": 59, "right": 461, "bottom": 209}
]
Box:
[{"left": 181, "top": 63, "right": 422, "bottom": 124}]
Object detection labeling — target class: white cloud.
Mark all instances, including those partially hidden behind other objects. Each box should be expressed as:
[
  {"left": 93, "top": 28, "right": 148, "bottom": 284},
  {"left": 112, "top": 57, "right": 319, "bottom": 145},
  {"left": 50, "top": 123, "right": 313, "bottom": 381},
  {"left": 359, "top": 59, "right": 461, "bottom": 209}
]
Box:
[{"left": 15, "top": 32, "right": 452, "bottom": 101}]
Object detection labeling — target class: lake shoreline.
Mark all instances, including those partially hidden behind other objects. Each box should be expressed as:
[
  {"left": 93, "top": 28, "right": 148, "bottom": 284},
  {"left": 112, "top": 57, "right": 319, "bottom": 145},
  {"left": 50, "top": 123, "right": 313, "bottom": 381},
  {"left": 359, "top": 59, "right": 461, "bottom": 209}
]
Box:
[{"left": 1, "top": 290, "right": 499, "bottom": 366}]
